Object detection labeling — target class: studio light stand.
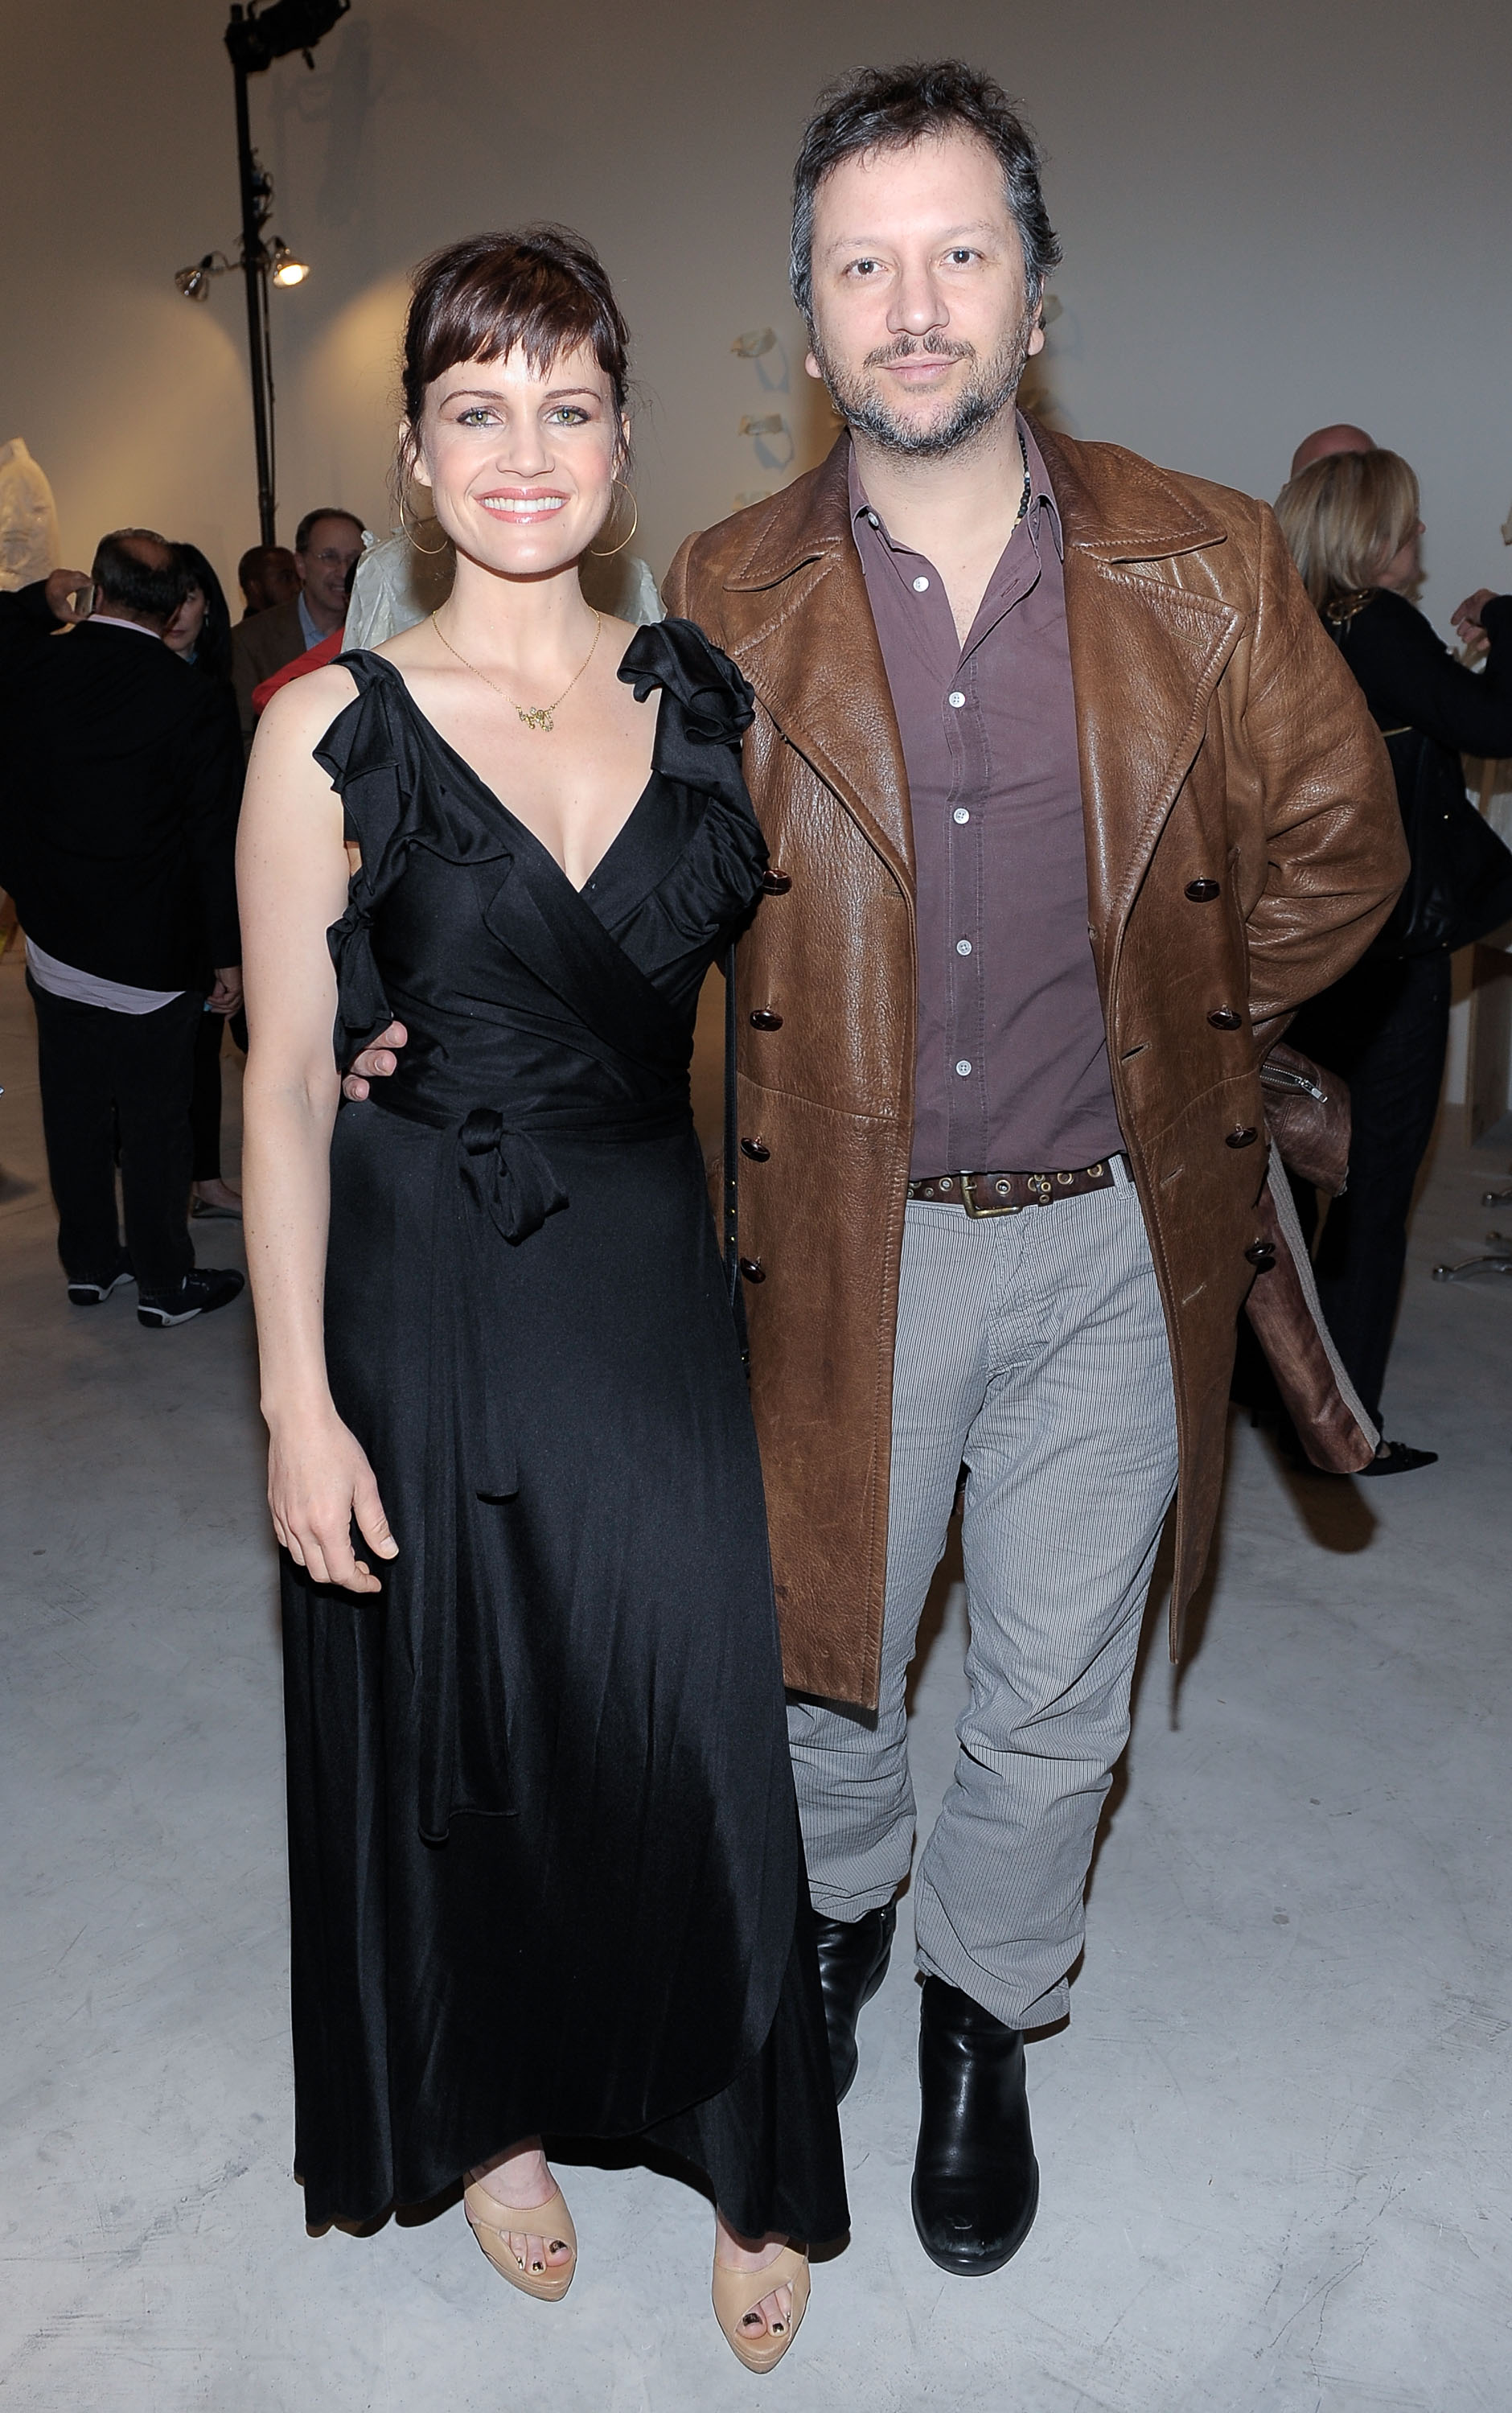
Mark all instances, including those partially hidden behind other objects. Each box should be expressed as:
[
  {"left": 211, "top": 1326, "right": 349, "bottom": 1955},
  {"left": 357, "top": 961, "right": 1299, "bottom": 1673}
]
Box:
[{"left": 175, "top": 0, "right": 351, "bottom": 545}]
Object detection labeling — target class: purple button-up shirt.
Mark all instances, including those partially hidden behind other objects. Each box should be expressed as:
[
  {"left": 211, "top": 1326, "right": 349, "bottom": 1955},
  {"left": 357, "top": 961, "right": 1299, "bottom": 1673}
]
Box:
[{"left": 849, "top": 421, "right": 1124, "bottom": 1178}]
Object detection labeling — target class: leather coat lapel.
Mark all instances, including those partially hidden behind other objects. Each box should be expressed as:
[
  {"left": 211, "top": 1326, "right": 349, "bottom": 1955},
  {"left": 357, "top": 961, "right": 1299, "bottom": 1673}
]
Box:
[
  {"left": 720, "top": 438, "right": 914, "bottom": 890},
  {"left": 1034, "top": 422, "right": 1243, "bottom": 970},
  {"left": 713, "top": 423, "right": 1247, "bottom": 934}
]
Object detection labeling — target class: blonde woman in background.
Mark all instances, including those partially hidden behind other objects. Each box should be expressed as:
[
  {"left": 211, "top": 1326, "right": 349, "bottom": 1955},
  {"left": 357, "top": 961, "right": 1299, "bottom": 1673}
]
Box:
[{"left": 1275, "top": 449, "right": 1512, "bottom": 1469}]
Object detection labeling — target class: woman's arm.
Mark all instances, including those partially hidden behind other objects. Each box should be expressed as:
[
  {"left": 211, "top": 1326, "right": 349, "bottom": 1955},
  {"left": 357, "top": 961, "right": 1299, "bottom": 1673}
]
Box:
[
  {"left": 1345, "top": 589, "right": 1512, "bottom": 759},
  {"left": 237, "top": 666, "right": 398, "bottom": 1594}
]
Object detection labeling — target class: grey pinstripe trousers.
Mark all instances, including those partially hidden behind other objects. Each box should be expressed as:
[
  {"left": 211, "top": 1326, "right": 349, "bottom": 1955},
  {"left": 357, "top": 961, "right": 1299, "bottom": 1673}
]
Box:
[{"left": 787, "top": 1168, "right": 1178, "bottom": 2030}]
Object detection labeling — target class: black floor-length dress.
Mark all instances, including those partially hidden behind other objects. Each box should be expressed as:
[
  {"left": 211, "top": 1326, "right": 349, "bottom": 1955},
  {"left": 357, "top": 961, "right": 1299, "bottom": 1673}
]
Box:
[{"left": 280, "top": 622, "right": 847, "bottom": 2238}]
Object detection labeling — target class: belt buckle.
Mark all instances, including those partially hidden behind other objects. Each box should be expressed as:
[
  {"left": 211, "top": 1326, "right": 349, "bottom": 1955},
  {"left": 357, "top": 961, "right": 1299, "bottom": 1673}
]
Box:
[{"left": 959, "top": 1170, "right": 1020, "bottom": 1218}]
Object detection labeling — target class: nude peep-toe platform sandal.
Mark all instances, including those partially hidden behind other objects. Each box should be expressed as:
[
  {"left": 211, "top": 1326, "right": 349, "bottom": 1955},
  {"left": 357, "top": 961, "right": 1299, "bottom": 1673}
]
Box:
[
  {"left": 712, "top": 2245, "right": 811, "bottom": 2374},
  {"left": 463, "top": 2178, "right": 577, "bottom": 2301}
]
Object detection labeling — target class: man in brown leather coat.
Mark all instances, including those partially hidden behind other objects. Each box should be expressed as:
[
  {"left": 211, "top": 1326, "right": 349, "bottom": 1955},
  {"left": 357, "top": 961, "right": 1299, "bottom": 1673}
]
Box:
[{"left": 662, "top": 62, "right": 1406, "bottom": 2277}]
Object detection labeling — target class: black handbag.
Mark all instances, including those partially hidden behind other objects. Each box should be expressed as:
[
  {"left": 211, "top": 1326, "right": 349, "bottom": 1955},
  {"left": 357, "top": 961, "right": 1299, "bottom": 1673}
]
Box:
[{"left": 1374, "top": 726, "right": 1512, "bottom": 957}]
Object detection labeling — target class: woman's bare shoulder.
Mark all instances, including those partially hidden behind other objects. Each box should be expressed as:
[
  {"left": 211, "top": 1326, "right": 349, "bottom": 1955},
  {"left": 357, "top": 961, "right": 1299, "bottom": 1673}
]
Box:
[
  {"left": 256, "top": 660, "right": 363, "bottom": 746},
  {"left": 247, "top": 665, "right": 365, "bottom": 801},
  {"left": 244, "top": 665, "right": 367, "bottom": 819}
]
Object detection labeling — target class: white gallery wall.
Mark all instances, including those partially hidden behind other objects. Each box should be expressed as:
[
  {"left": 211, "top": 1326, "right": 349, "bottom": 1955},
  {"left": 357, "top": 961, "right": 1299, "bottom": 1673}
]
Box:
[
  {"left": 4, "top": 0, "right": 1511, "bottom": 1102},
  {"left": 6, "top": 0, "right": 1510, "bottom": 615}
]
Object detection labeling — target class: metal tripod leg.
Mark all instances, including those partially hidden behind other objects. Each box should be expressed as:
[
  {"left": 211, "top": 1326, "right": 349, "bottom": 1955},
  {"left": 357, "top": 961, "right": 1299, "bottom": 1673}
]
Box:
[{"left": 1432, "top": 1230, "right": 1512, "bottom": 1281}]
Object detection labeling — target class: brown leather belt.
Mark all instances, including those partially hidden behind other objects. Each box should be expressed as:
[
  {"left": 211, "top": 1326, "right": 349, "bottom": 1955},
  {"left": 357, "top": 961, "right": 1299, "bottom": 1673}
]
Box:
[{"left": 907, "top": 1155, "right": 1127, "bottom": 1216}]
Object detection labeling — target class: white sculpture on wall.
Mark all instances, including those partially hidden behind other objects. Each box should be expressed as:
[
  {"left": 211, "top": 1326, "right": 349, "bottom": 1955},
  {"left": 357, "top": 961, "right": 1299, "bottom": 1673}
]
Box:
[
  {"left": 732, "top": 326, "right": 793, "bottom": 504},
  {"left": 0, "top": 438, "right": 60, "bottom": 591}
]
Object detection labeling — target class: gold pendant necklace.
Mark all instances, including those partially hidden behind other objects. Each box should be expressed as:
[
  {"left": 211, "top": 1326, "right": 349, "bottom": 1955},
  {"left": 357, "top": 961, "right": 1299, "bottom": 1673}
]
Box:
[{"left": 430, "top": 607, "right": 602, "bottom": 732}]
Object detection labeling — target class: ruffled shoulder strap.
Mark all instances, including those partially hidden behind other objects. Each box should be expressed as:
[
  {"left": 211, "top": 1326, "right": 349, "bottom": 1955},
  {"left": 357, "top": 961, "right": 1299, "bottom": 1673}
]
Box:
[
  {"left": 331, "top": 644, "right": 396, "bottom": 690},
  {"left": 311, "top": 655, "right": 423, "bottom": 1064},
  {"left": 311, "top": 650, "right": 411, "bottom": 846},
  {"left": 618, "top": 619, "right": 755, "bottom": 808}
]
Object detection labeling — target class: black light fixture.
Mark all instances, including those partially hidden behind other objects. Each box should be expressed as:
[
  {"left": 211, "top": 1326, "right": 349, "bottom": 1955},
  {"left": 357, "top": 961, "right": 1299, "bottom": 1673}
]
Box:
[
  {"left": 174, "top": 1, "right": 351, "bottom": 544},
  {"left": 269, "top": 241, "right": 310, "bottom": 288},
  {"left": 175, "top": 253, "right": 233, "bottom": 302}
]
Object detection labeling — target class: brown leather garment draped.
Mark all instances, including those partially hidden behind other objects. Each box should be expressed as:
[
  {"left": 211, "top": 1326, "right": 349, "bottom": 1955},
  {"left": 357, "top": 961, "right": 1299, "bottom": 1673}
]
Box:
[{"left": 665, "top": 425, "right": 1407, "bottom": 1711}]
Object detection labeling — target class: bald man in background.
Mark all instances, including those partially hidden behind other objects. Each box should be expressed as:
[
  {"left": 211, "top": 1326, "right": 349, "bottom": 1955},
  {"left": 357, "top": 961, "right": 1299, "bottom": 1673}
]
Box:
[
  {"left": 0, "top": 530, "right": 245, "bottom": 1326},
  {"left": 1290, "top": 422, "right": 1374, "bottom": 480}
]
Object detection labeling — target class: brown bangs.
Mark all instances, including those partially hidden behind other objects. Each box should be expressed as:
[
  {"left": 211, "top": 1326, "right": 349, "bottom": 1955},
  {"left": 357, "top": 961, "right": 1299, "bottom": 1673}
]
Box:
[{"left": 401, "top": 227, "right": 631, "bottom": 434}]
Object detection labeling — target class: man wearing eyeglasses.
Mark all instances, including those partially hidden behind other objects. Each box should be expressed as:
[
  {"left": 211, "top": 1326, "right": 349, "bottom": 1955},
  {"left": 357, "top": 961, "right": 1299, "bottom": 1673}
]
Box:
[{"left": 231, "top": 507, "right": 366, "bottom": 746}]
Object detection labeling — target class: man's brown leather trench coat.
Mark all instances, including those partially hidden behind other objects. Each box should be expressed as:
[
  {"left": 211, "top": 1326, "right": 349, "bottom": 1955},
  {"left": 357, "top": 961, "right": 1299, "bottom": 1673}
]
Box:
[{"left": 665, "top": 425, "right": 1407, "bottom": 1713}]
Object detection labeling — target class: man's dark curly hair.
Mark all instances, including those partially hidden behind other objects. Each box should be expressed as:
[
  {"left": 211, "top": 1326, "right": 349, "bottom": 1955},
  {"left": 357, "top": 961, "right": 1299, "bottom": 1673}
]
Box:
[{"left": 791, "top": 60, "right": 1061, "bottom": 322}]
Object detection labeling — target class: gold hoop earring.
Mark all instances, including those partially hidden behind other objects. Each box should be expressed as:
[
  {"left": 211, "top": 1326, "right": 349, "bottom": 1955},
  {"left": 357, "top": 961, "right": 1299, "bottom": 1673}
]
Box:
[
  {"left": 398, "top": 491, "right": 451, "bottom": 557},
  {"left": 588, "top": 480, "right": 639, "bottom": 559}
]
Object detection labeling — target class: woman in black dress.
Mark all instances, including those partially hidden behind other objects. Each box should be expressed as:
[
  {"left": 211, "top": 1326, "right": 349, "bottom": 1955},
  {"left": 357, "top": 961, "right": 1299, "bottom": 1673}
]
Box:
[
  {"left": 1276, "top": 447, "right": 1512, "bottom": 1466},
  {"left": 238, "top": 228, "right": 845, "bottom": 2372}
]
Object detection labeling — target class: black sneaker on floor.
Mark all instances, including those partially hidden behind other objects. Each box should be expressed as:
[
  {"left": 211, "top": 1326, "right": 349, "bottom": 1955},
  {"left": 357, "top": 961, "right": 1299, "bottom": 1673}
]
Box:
[
  {"left": 67, "top": 1256, "right": 135, "bottom": 1306},
  {"left": 137, "top": 1267, "right": 245, "bottom": 1328}
]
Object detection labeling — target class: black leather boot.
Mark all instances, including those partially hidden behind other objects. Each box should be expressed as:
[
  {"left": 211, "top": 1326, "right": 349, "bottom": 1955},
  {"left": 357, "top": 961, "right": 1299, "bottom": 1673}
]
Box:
[
  {"left": 811, "top": 1901, "right": 896, "bottom": 2102},
  {"left": 911, "top": 1975, "right": 1039, "bottom": 2275}
]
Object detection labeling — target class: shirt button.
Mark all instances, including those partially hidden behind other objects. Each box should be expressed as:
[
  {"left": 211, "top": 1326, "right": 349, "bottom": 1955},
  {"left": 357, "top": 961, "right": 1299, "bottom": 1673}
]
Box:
[
  {"left": 952, "top": 807, "right": 970, "bottom": 824},
  {"left": 947, "top": 690, "right": 966, "bottom": 709},
  {"left": 867, "top": 512, "right": 880, "bottom": 528},
  {"left": 955, "top": 1059, "right": 972, "bottom": 1076},
  {"left": 956, "top": 939, "right": 972, "bottom": 955},
  {"left": 912, "top": 575, "right": 930, "bottom": 592}
]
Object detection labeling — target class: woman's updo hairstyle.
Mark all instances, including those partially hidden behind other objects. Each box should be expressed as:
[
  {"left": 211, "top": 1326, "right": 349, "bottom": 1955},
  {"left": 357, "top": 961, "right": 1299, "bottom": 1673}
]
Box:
[{"left": 397, "top": 225, "right": 631, "bottom": 487}]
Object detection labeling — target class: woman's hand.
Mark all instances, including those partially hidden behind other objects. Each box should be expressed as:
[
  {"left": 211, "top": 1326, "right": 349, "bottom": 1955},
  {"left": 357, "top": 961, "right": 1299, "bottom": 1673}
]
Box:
[
  {"left": 266, "top": 1404, "right": 400, "bottom": 1593},
  {"left": 1451, "top": 588, "right": 1498, "bottom": 658}
]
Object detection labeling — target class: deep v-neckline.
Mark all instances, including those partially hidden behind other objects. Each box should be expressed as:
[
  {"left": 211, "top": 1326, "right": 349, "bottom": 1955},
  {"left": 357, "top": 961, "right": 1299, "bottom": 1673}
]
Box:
[{"left": 370, "top": 649, "right": 664, "bottom": 898}]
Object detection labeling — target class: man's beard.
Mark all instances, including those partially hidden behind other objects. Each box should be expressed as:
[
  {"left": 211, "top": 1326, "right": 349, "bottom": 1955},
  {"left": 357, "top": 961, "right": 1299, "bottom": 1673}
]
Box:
[{"left": 811, "top": 313, "right": 1035, "bottom": 458}]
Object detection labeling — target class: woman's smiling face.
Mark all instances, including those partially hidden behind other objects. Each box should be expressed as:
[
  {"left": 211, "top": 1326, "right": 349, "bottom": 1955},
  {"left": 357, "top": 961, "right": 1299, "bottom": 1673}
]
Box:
[{"left": 410, "top": 343, "right": 626, "bottom": 577}]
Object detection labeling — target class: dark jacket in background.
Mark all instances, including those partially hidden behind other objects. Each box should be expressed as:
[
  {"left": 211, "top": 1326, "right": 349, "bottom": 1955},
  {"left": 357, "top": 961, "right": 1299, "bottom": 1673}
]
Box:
[
  {"left": 1333, "top": 586, "right": 1512, "bottom": 761},
  {"left": 1331, "top": 588, "right": 1512, "bottom": 957},
  {"left": 0, "top": 586, "right": 242, "bottom": 985},
  {"left": 1288, "top": 588, "right": 1512, "bottom": 1424},
  {"left": 231, "top": 597, "right": 307, "bottom": 744},
  {"left": 0, "top": 582, "right": 60, "bottom": 636}
]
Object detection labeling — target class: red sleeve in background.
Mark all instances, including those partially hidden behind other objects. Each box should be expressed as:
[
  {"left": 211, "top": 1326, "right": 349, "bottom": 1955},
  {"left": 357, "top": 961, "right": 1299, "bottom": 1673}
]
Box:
[{"left": 250, "top": 624, "right": 345, "bottom": 717}]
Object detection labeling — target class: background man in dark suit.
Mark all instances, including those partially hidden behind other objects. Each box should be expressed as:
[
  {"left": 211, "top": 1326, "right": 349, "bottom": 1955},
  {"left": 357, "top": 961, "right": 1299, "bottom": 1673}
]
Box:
[
  {"left": 0, "top": 529, "right": 245, "bottom": 1327},
  {"left": 231, "top": 507, "right": 365, "bottom": 743}
]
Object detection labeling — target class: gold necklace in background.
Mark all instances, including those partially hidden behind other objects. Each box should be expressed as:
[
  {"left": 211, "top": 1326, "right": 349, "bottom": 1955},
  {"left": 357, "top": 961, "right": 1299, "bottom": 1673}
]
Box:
[{"left": 431, "top": 608, "right": 602, "bottom": 732}]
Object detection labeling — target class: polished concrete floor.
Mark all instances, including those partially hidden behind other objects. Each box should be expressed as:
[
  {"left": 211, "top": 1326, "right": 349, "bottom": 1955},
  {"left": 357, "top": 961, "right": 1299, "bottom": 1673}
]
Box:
[{"left": 2, "top": 939, "right": 1510, "bottom": 2412}]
